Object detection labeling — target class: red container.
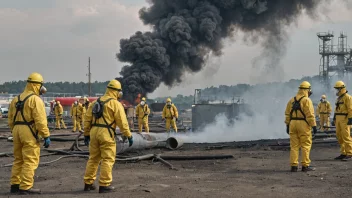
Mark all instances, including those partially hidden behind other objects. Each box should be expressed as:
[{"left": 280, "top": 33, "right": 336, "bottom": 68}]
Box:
[{"left": 51, "top": 97, "right": 133, "bottom": 109}]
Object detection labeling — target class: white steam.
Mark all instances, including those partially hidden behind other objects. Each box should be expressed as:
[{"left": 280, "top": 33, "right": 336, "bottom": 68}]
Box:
[
  {"left": 179, "top": 113, "right": 287, "bottom": 143},
  {"left": 178, "top": 76, "right": 344, "bottom": 143}
]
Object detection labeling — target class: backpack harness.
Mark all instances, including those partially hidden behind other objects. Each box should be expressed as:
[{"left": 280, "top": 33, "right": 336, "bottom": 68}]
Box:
[
  {"left": 13, "top": 93, "right": 38, "bottom": 139},
  {"left": 91, "top": 97, "right": 115, "bottom": 138},
  {"left": 289, "top": 96, "right": 309, "bottom": 125},
  {"left": 334, "top": 93, "right": 348, "bottom": 119}
]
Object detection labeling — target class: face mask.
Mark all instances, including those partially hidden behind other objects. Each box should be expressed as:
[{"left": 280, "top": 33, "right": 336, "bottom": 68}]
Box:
[
  {"left": 308, "top": 90, "right": 312, "bottom": 97},
  {"left": 141, "top": 101, "right": 145, "bottom": 105},
  {"left": 74, "top": 101, "right": 78, "bottom": 105},
  {"left": 336, "top": 89, "right": 340, "bottom": 96},
  {"left": 167, "top": 102, "right": 171, "bottom": 105},
  {"left": 321, "top": 99, "right": 325, "bottom": 102},
  {"left": 39, "top": 85, "right": 47, "bottom": 95},
  {"left": 117, "top": 91, "right": 123, "bottom": 99}
]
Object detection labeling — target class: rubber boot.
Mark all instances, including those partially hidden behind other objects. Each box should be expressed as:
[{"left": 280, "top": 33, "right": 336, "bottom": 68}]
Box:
[
  {"left": 10, "top": 184, "right": 19, "bottom": 193},
  {"left": 19, "top": 188, "right": 41, "bottom": 195},
  {"left": 84, "top": 184, "right": 96, "bottom": 191},
  {"left": 290, "top": 166, "right": 298, "bottom": 172},
  {"left": 302, "top": 166, "right": 315, "bottom": 172},
  {"left": 99, "top": 186, "right": 115, "bottom": 193},
  {"left": 334, "top": 154, "right": 346, "bottom": 160},
  {"left": 342, "top": 155, "right": 352, "bottom": 161}
]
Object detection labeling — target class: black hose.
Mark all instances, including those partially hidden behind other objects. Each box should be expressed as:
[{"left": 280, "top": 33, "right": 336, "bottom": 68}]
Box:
[
  {"left": 45, "top": 149, "right": 74, "bottom": 155},
  {"left": 49, "top": 137, "right": 84, "bottom": 141},
  {"left": 269, "top": 140, "right": 338, "bottom": 147},
  {"left": 159, "top": 155, "right": 234, "bottom": 160},
  {"left": 50, "top": 133, "right": 80, "bottom": 137}
]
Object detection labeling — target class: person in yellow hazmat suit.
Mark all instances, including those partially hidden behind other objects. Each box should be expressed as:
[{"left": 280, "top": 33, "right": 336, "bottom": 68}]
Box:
[
  {"left": 84, "top": 97, "right": 90, "bottom": 110},
  {"left": 54, "top": 100, "right": 67, "bottom": 130},
  {"left": 7, "top": 72, "right": 51, "bottom": 195},
  {"left": 332, "top": 81, "right": 352, "bottom": 161},
  {"left": 76, "top": 98, "right": 86, "bottom": 133},
  {"left": 316, "top": 95, "right": 332, "bottom": 132},
  {"left": 162, "top": 98, "right": 178, "bottom": 132},
  {"left": 83, "top": 79, "right": 133, "bottom": 193},
  {"left": 285, "top": 81, "right": 317, "bottom": 172},
  {"left": 135, "top": 97, "right": 150, "bottom": 133},
  {"left": 70, "top": 101, "right": 79, "bottom": 132}
]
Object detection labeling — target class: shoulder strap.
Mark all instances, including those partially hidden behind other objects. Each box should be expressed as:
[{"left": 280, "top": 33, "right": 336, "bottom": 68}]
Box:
[
  {"left": 101, "top": 98, "right": 114, "bottom": 105},
  {"left": 337, "top": 93, "right": 346, "bottom": 102},
  {"left": 93, "top": 97, "right": 116, "bottom": 138},
  {"left": 13, "top": 93, "right": 35, "bottom": 123},
  {"left": 297, "top": 96, "right": 305, "bottom": 102},
  {"left": 289, "top": 96, "right": 308, "bottom": 124},
  {"left": 13, "top": 93, "right": 37, "bottom": 139}
]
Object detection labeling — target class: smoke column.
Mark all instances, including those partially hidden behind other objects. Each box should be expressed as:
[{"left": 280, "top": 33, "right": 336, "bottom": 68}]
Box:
[{"left": 117, "top": 0, "right": 328, "bottom": 102}]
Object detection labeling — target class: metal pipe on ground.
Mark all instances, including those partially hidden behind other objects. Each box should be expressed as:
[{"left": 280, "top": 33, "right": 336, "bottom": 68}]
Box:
[
  {"left": 166, "top": 137, "right": 184, "bottom": 150},
  {"left": 116, "top": 132, "right": 170, "bottom": 154}
]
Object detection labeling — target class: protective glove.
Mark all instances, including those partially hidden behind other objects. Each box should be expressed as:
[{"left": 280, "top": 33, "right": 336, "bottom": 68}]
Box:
[
  {"left": 128, "top": 136, "right": 133, "bottom": 147},
  {"left": 312, "top": 126, "right": 317, "bottom": 135},
  {"left": 84, "top": 136, "right": 90, "bottom": 146},
  {"left": 176, "top": 118, "right": 178, "bottom": 121},
  {"left": 286, "top": 125, "right": 289, "bottom": 135},
  {"left": 162, "top": 118, "right": 165, "bottom": 121},
  {"left": 348, "top": 118, "right": 352, "bottom": 125},
  {"left": 332, "top": 121, "right": 335, "bottom": 126},
  {"left": 144, "top": 113, "right": 148, "bottom": 116},
  {"left": 43, "top": 137, "right": 51, "bottom": 148}
]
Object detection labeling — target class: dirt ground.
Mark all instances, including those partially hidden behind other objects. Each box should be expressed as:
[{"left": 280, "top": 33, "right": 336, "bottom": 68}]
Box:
[{"left": 1, "top": 129, "right": 352, "bottom": 198}]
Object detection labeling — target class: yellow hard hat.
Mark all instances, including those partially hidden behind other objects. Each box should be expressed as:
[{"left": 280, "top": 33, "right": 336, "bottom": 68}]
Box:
[
  {"left": 299, "top": 81, "right": 311, "bottom": 89},
  {"left": 334, "top": 81, "right": 345, "bottom": 89},
  {"left": 321, "top": 95, "right": 326, "bottom": 99},
  {"left": 27, "top": 72, "right": 44, "bottom": 84},
  {"left": 142, "top": 97, "right": 146, "bottom": 101},
  {"left": 107, "top": 79, "right": 122, "bottom": 91},
  {"left": 166, "top": 98, "right": 171, "bottom": 103}
]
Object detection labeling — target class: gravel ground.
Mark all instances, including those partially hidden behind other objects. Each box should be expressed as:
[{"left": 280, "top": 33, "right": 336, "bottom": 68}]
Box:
[{"left": 0, "top": 128, "right": 351, "bottom": 198}]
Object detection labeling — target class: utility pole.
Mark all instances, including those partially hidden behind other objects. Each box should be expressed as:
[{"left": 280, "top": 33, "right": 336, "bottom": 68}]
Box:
[{"left": 87, "top": 57, "right": 92, "bottom": 96}]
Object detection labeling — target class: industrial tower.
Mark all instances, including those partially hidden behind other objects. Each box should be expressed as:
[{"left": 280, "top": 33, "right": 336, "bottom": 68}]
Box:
[{"left": 317, "top": 31, "right": 352, "bottom": 89}]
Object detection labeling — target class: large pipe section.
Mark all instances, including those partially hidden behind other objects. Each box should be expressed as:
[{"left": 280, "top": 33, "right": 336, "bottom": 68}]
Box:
[
  {"left": 166, "top": 137, "right": 184, "bottom": 150},
  {"left": 115, "top": 132, "right": 183, "bottom": 154}
]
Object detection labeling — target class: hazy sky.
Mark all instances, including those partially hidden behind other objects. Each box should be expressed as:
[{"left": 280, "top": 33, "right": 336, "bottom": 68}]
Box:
[{"left": 0, "top": 0, "right": 351, "bottom": 97}]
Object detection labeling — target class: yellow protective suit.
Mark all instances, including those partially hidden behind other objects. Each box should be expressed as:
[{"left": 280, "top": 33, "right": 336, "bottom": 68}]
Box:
[
  {"left": 76, "top": 103, "right": 86, "bottom": 132},
  {"left": 135, "top": 104, "right": 150, "bottom": 133},
  {"left": 285, "top": 89, "right": 316, "bottom": 167},
  {"left": 70, "top": 103, "right": 79, "bottom": 132},
  {"left": 8, "top": 84, "right": 50, "bottom": 190},
  {"left": 54, "top": 103, "right": 66, "bottom": 129},
  {"left": 162, "top": 104, "right": 178, "bottom": 132},
  {"left": 316, "top": 101, "right": 332, "bottom": 131},
  {"left": 334, "top": 89, "right": 352, "bottom": 156},
  {"left": 83, "top": 90, "right": 132, "bottom": 187}
]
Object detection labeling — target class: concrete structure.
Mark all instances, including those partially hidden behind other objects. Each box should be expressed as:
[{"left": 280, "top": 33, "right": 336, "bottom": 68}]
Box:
[
  {"left": 191, "top": 103, "right": 252, "bottom": 132},
  {"left": 191, "top": 89, "right": 252, "bottom": 132}
]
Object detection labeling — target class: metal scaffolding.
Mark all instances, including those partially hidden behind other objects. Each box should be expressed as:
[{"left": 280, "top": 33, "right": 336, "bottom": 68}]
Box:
[{"left": 317, "top": 31, "right": 352, "bottom": 89}]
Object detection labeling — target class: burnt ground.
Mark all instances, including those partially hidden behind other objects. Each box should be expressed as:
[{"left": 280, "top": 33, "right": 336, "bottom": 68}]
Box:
[{"left": 0, "top": 129, "right": 352, "bottom": 198}]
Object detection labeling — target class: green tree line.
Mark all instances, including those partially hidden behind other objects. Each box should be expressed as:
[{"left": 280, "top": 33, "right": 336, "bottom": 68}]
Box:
[
  {"left": 0, "top": 75, "right": 322, "bottom": 105},
  {"left": 0, "top": 81, "right": 110, "bottom": 96}
]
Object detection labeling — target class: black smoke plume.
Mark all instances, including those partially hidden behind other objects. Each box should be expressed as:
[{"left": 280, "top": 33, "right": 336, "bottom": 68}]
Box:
[{"left": 117, "top": 0, "right": 328, "bottom": 102}]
